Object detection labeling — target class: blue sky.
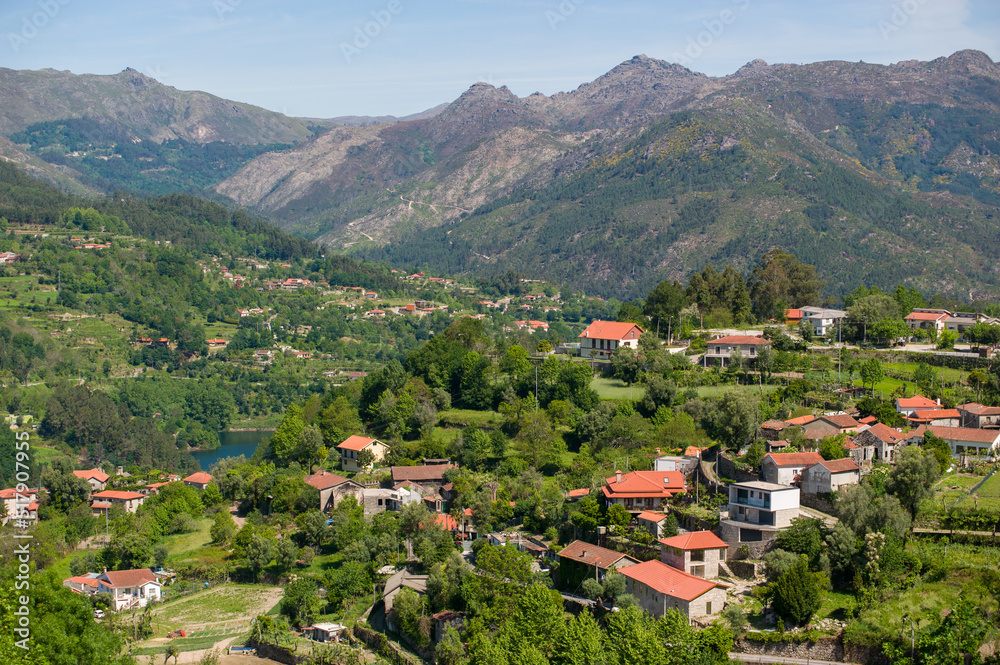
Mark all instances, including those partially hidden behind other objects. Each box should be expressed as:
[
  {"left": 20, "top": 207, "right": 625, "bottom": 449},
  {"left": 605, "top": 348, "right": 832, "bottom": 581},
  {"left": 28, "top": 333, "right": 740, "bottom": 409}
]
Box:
[{"left": 2, "top": 0, "right": 998, "bottom": 118}]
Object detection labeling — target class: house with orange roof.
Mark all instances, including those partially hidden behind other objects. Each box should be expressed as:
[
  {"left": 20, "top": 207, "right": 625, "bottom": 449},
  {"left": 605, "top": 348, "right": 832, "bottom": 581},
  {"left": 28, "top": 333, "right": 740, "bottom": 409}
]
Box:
[
  {"left": 602, "top": 470, "right": 686, "bottom": 513},
  {"left": 618, "top": 558, "right": 727, "bottom": 622},
  {"left": 784, "top": 414, "right": 817, "bottom": 427},
  {"left": 557, "top": 540, "right": 639, "bottom": 582},
  {"left": 703, "top": 335, "right": 770, "bottom": 368},
  {"left": 853, "top": 422, "right": 906, "bottom": 465},
  {"left": 73, "top": 468, "right": 109, "bottom": 491},
  {"left": 336, "top": 435, "right": 388, "bottom": 472},
  {"left": 907, "top": 409, "right": 961, "bottom": 427},
  {"left": 659, "top": 530, "right": 729, "bottom": 579},
  {"left": 636, "top": 511, "right": 669, "bottom": 538},
  {"left": 896, "top": 395, "right": 940, "bottom": 416},
  {"left": 958, "top": 403, "right": 1000, "bottom": 429},
  {"left": 577, "top": 320, "right": 644, "bottom": 359},
  {"left": 906, "top": 425, "right": 1000, "bottom": 459},
  {"left": 808, "top": 414, "right": 861, "bottom": 435},
  {"left": 759, "top": 419, "right": 791, "bottom": 441},
  {"left": 801, "top": 458, "right": 860, "bottom": 495},
  {"left": 904, "top": 308, "right": 951, "bottom": 334},
  {"left": 783, "top": 308, "right": 803, "bottom": 325},
  {"left": 761, "top": 452, "right": 824, "bottom": 486},
  {"left": 183, "top": 472, "right": 213, "bottom": 490},
  {"left": 566, "top": 488, "right": 591, "bottom": 501},
  {"left": 95, "top": 568, "right": 162, "bottom": 611},
  {"left": 62, "top": 574, "right": 102, "bottom": 596},
  {"left": 304, "top": 470, "right": 364, "bottom": 513},
  {"left": 0, "top": 487, "right": 38, "bottom": 526},
  {"left": 91, "top": 490, "right": 146, "bottom": 513}
]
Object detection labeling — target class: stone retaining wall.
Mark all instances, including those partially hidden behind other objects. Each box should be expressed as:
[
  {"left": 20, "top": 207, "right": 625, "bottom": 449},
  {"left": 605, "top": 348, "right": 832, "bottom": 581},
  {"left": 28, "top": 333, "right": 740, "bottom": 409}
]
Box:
[{"left": 735, "top": 634, "right": 843, "bottom": 661}]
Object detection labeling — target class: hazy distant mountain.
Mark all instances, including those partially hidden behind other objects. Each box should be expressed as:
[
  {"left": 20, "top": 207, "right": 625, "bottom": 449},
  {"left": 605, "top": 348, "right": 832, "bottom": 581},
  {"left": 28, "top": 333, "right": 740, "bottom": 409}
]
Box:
[{"left": 3, "top": 52, "right": 1000, "bottom": 299}]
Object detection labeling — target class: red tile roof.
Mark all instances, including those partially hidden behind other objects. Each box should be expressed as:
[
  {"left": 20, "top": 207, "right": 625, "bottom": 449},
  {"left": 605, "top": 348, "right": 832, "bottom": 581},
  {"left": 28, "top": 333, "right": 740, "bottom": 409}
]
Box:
[
  {"left": 710, "top": 335, "right": 769, "bottom": 345},
  {"left": 337, "top": 435, "right": 379, "bottom": 452},
  {"left": 636, "top": 511, "right": 667, "bottom": 523},
  {"left": 763, "top": 452, "right": 824, "bottom": 467},
  {"left": 905, "top": 311, "right": 949, "bottom": 321},
  {"left": 912, "top": 425, "right": 1000, "bottom": 445},
  {"left": 909, "top": 409, "right": 961, "bottom": 423},
  {"left": 435, "top": 514, "right": 458, "bottom": 531},
  {"left": 578, "top": 321, "right": 644, "bottom": 341},
  {"left": 567, "top": 488, "right": 591, "bottom": 498},
  {"left": 73, "top": 468, "right": 109, "bottom": 483},
  {"left": 304, "top": 470, "right": 354, "bottom": 490},
  {"left": 619, "top": 559, "right": 720, "bottom": 602},
  {"left": 659, "top": 530, "right": 728, "bottom": 551},
  {"left": 391, "top": 465, "right": 456, "bottom": 483},
  {"left": 65, "top": 575, "right": 100, "bottom": 589},
  {"left": 897, "top": 395, "right": 939, "bottom": 409},
  {"left": 100, "top": 569, "right": 159, "bottom": 589},
  {"left": 602, "top": 470, "right": 685, "bottom": 500},
  {"left": 784, "top": 415, "right": 817, "bottom": 426},
  {"left": 183, "top": 472, "right": 213, "bottom": 485},
  {"left": 760, "top": 419, "right": 789, "bottom": 430},
  {"left": 557, "top": 540, "right": 636, "bottom": 570},
  {"left": 862, "top": 423, "right": 905, "bottom": 444},
  {"left": 819, "top": 414, "right": 860, "bottom": 429},
  {"left": 858, "top": 415, "right": 877, "bottom": 425},
  {"left": 817, "top": 458, "right": 860, "bottom": 473},
  {"left": 92, "top": 490, "right": 145, "bottom": 501}
]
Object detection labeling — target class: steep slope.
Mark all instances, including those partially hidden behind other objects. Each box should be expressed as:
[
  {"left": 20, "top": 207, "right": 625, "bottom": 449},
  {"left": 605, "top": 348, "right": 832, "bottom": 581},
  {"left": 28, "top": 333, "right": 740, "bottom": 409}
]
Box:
[{"left": 0, "top": 67, "right": 319, "bottom": 144}]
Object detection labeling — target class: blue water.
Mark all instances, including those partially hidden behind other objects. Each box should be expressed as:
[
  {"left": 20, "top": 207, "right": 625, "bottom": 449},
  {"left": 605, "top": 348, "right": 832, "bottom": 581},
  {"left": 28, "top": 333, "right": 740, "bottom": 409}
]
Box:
[{"left": 191, "top": 430, "right": 269, "bottom": 471}]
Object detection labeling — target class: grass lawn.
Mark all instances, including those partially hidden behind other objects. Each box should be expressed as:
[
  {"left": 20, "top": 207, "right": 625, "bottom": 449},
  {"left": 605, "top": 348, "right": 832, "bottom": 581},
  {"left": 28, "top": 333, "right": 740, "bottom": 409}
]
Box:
[
  {"left": 695, "top": 384, "right": 780, "bottom": 398},
  {"left": 814, "top": 591, "right": 856, "bottom": 622},
  {"left": 884, "top": 362, "right": 969, "bottom": 385},
  {"left": 591, "top": 377, "right": 645, "bottom": 400},
  {"left": 437, "top": 409, "right": 501, "bottom": 428},
  {"left": 162, "top": 517, "right": 216, "bottom": 564}
]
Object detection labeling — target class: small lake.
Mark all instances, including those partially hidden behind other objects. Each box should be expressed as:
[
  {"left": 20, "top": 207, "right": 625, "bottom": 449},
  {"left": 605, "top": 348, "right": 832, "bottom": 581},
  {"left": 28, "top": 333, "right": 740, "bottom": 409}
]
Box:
[{"left": 190, "top": 430, "right": 269, "bottom": 471}]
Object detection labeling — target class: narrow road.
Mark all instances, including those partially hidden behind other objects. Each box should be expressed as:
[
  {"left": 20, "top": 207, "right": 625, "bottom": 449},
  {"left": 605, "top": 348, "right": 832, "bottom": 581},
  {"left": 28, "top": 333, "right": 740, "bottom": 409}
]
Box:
[{"left": 730, "top": 653, "right": 859, "bottom": 665}]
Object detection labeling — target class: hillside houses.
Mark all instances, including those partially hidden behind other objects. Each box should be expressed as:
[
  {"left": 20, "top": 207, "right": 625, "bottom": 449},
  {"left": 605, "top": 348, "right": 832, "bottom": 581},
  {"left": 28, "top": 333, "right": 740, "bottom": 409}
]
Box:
[{"left": 601, "top": 470, "right": 686, "bottom": 514}]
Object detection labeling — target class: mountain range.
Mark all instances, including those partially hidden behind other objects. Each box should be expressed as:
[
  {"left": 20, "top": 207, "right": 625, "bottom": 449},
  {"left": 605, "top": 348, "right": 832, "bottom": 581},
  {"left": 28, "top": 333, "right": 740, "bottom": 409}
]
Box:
[{"left": 2, "top": 51, "right": 1000, "bottom": 300}]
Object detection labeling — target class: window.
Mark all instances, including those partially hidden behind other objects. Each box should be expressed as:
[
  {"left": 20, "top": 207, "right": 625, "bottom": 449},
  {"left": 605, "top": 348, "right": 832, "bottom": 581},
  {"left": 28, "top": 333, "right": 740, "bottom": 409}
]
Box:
[
  {"left": 691, "top": 549, "right": 704, "bottom": 562},
  {"left": 706, "top": 601, "right": 713, "bottom": 614}
]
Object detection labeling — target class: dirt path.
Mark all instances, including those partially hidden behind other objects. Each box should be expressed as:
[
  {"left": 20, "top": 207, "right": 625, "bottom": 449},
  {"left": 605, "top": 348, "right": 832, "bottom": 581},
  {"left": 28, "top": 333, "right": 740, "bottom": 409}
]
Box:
[{"left": 229, "top": 502, "right": 246, "bottom": 528}]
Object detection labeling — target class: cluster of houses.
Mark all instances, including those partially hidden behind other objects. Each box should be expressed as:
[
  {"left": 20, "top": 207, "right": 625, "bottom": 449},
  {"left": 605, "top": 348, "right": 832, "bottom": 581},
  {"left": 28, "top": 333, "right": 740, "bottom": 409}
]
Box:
[{"left": 783, "top": 306, "right": 1000, "bottom": 341}]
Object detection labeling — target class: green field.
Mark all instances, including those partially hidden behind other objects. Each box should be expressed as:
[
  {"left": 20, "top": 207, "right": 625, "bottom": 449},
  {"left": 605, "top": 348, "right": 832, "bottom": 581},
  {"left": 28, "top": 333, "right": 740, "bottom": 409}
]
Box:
[
  {"left": 437, "top": 409, "right": 501, "bottom": 428},
  {"left": 954, "top": 469, "right": 1000, "bottom": 511},
  {"left": 933, "top": 473, "right": 983, "bottom": 508},
  {"left": 591, "top": 377, "right": 646, "bottom": 400},
  {"left": 161, "top": 517, "right": 219, "bottom": 565},
  {"left": 695, "top": 384, "right": 780, "bottom": 398},
  {"left": 145, "top": 583, "right": 283, "bottom": 635}
]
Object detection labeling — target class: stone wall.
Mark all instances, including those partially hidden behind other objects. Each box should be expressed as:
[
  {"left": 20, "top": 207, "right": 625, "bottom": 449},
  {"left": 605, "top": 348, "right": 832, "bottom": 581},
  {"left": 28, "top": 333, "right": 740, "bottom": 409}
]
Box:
[
  {"left": 734, "top": 634, "right": 843, "bottom": 662},
  {"left": 248, "top": 639, "right": 309, "bottom": 665},
  {"left": 800, "top": 492, "right": 836, "bottom": 514},
  {"left": 726, "top": 559, "right": 763, "bottom": 579},
  {"left": 717, "top": 454, "right": 760, "bottom": 483}
]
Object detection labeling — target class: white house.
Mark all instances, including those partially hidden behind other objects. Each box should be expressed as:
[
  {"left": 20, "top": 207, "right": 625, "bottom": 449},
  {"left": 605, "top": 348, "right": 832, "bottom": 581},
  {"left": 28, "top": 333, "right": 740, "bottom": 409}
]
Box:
[
  {"left": 92, "top": 569, "right": 162, "bottom": 611},
  {"left": 702, "top": 335, "right": 770, "bottom": 368},
  {"left": 896, "top": 395, "right": 940, "bottom": 416},
  {"left": 904, "top": 309, "right": 951, "bottom": 334},
  {"left": 907, "top": 425, "right": 1000, "bottom": 459},
  {"left": 799, "top": 307, "right": 847, "bottom": 337},
  {"left": 336, "top": 435, "right": 389, "bottom": 473},
  {"left": 577, "top": 321, "right": 644, "bottom": 359},
  {"left": 90, "top": 490, "right": 146, "bottom": 514}
]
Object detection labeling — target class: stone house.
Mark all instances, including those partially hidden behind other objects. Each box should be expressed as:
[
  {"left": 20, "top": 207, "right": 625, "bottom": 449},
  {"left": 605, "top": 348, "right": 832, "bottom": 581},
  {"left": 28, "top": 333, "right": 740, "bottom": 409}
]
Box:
[
  {"left": 619, "top": 559, "right": 727, "bottom": 623},
  {"left": 557, "top": 540, "right": 639, "bottom": 583},
  {"left": 853, "top": 423, "right": 907, "bottom": 464},
  {"left": 304, "top": 470, "right": 364, "bottom": 513},
  {"left": 761, "top": 452, "right": 824, "bottom": 486},
  {"left": 72, "top": 468, "right": 109, "bottom": 492},
  {"left": 636, "top": 511, "right": 669, "bottom": 538},
  {"left": 659, "top": 530, "right": 729, "bottom": 579},
  {"left": 800, "top": 458, "right": 860, "bottom": 495}
]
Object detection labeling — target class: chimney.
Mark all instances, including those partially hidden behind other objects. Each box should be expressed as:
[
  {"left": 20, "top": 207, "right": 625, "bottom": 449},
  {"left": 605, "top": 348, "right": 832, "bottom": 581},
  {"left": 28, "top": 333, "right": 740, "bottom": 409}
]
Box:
[
  {"left": 616, "top": 470, "right": 622, "bottom": 483},
  {"left": 655, "top": 448, "right": 661, "bottom": 455},
  {"left": 937, "top": 398, "right": 941, "bottom": 406}
]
